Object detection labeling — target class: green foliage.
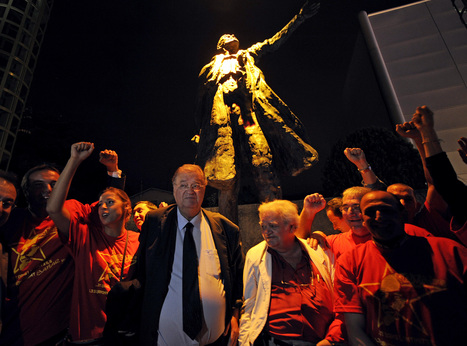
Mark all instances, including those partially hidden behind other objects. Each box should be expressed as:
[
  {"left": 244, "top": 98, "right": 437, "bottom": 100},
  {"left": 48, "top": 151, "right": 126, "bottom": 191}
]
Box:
[{"left": 322, "top": 127, "right": 426, "bottom": 196}]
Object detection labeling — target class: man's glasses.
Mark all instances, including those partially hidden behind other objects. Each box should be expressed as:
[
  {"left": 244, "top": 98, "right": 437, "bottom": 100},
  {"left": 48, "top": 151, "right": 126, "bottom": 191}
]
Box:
[
  {"left": 340, "top": 204, "right": 361, "bottom": 212},
  {"left": 1, "top": 200, "right": 15, "bottom": 210},
  {"left": 175, "top": 183, "right": 205, "bottom": 192}
]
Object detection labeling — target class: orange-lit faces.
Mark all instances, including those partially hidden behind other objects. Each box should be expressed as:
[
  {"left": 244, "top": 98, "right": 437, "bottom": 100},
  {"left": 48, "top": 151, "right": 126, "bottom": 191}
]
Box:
[
  {"left": 0, "top": 178, "right": 16, "bottom": 227},
  {"left": 361, "top": 191, "right": 405, "bottom": 242},
  {"left": 326, "top": 209, "right": 350, "bottom": 233},
  {"left": 28, "top": 169, "right": 59, "bottom": 210},
  {"left": 173, "top": 170, "right": 206, "bottom": 220},
  {"left": 341, "top": 196, "right": 368, "bottom": 236},
  {"left": 98, "top": 192, "right": 125, "bottom": 227},
  {"left": 259, "top": 211, "right": 295, "bottom": 251},
  {"left": 133, "top": 204, "right": 152, "bottom": 230}
]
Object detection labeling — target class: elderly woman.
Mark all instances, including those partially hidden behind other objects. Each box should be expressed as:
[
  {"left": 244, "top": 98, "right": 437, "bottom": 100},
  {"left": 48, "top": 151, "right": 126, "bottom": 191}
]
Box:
[{"left": 239, "top": 200, "right": 344, "bottom": 346}]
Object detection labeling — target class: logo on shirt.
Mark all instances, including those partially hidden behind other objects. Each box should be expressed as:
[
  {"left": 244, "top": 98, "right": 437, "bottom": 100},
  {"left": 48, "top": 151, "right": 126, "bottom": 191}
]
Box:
[
  {"left": 12, "top": 225, "right": 59, "bottom": 285},
  {"left": 96, "top": 251, "right": 137, "bottom": 288},
  {"left": 360, "top": 263, "right": 447, "bottom": 339}
]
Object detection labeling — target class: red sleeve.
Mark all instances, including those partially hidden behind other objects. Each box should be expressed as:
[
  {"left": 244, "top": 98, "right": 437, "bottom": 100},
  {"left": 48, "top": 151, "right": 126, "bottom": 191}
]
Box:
[
  {"left": 324, "top": 312, "right": 346, "bottom": 343},
  {"left": 334, "top": 251, "right": 363, "bottom": 314},
  {"left": 404, "top": 223, "right": 433, "bottom": 238},
  {"left": 64, "top": 199, "right": 96, "bottom": 254}
]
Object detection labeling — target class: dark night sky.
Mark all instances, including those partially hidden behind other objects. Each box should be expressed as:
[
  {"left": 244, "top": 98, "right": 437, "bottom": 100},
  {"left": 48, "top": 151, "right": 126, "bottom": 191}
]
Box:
[{"left": 12, "top": 0, "right": 418, "bottom": 205}]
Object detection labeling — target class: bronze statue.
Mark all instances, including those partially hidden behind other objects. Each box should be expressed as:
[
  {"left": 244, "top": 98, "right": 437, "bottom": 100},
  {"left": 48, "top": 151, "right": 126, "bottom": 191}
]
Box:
[{"left": 194, "top": 1, "right": 320, "bottom": 222}]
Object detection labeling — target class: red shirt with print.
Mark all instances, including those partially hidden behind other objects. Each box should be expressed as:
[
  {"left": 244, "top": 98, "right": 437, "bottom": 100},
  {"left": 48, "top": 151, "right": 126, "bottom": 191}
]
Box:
[{"left": 65, "top": 200, "right": 139, "bottom": 342}]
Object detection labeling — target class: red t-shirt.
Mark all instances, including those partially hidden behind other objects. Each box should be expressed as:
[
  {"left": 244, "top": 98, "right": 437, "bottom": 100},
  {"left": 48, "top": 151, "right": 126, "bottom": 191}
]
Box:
[
  {"left": 335, "top": 235, "right": 467, "bottom": 345},
  {"left": 267, "top": 245, "right": 340, "bottom": 342},
  {"left": 414, "top": 201, "right": 459, "bottom": 242},
  {"left": 327, "top": 231, "right": 371, "bottom": 260},
  {"left": 65, "top": 200, "right": 140, "bottom": 341},
  {"left": 327, "top": 224, "right": 432, "bottom": 260},
  {"left": 451, "top": 218, "right": 467, "bottom": 247},
  {"left": 0, "top": 204, "right": 75, "bottom": 345}
]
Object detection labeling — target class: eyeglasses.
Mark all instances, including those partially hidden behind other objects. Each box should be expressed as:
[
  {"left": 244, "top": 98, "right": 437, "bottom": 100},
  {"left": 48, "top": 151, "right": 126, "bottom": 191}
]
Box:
[
  {"left": 340, "top": 204, "right": 361, "bottom": 212},
  {"left": 277, "top": 263, "right": 315, "bottom": 289},
  {"left": 175, "top": 183, "right": 205, "bottom": 192},
  {"left": 259, "top": 222, "right": 280, "bottom": 231},
  {"left": 1, "top": 200, "right": 15, "bottom": 210},
  {"left": 280, "top": 280, "right": 311, "bottom": 288}
]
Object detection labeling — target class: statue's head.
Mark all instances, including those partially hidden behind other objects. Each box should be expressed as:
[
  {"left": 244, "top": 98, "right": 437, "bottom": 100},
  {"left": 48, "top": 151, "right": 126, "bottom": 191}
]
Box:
[{"left": 217, "top": 34, "right": 239, "bottom": 53}]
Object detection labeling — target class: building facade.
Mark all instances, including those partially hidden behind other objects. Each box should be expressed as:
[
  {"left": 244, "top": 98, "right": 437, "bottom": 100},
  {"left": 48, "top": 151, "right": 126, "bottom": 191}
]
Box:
[{"left": 0, "top": 0, "right": 54, "bottom": 169}]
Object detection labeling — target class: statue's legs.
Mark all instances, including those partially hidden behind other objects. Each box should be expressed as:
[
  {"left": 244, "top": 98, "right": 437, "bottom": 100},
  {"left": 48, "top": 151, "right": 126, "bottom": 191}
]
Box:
[
  {"left": 207, "top": 82, "right": 282, "bottom": 222},
  {"left": 241, "top": 114, "right": 282, "bottom": 202},
  {"left": 217, "top": 176, "right": 240, "bottom": 223}
]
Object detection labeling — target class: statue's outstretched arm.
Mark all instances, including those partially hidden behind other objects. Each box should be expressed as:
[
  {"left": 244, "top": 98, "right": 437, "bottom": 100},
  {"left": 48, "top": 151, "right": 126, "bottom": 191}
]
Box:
[{"left": 248, "top": 1, "right": 320, "bottom": 57}]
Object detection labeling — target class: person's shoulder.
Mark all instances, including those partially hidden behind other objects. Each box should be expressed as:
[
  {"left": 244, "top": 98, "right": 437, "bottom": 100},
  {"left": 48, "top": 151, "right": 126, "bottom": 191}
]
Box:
[
  {"left": 327, "top": 232, "right": 344, "bottom": 242},
  {"left": 247, "top": 240, "right": 267, "bottom": 255},
  {"left": 146, "top": 204, "right": 176, "bottom": 220},
  {"left": 203, "top": 209, "right": 239, "bottom": 231},
  {"left": 327, "top": 231, "right": 350, "bottom": 246},
  {"left": 64, "top": 199, "right": 86, "bottom": 210},
  {"left": 298, "top": 237, "right": 331, "bottom": 262},
  {"left": 423, "top": 234, "right": 467, "bottom": 251},
  {"left": 127, "top": 229, "right": 141, "bottom": 242},
  {"left": 245, "top": 241, "right": 267, "bottom": 262},
  {"left": 404, "top": 223, "right": 433, "bottom": 238},
  {"left": 337, "top": 239, "right": 374, "bottom": 263}
]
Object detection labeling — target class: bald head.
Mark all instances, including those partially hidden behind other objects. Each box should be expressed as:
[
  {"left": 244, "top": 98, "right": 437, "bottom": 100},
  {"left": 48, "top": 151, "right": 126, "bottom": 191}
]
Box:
[
  {"left": 361, "top": 191, "right": 405, "bottom": 244},
  {"left": 387, "top": 183, "right": 418, "bottom": 222}
]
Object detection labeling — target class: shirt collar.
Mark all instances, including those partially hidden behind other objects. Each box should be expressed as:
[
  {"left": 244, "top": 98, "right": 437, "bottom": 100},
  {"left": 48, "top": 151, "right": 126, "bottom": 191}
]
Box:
[{"left": 176, "top": 207, "right": 202, "bottom": 231}]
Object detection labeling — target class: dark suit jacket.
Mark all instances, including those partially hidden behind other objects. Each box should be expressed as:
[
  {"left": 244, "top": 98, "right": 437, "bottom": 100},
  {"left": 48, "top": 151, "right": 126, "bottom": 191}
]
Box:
[{"left": 136, "top": 204, "right": 244, "bottom": 345}]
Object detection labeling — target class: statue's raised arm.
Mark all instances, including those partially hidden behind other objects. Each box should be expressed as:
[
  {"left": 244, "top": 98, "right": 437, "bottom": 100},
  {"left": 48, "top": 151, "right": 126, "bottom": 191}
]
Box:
[
  {"left": 194, "top": 1, "right": 320, "bottom": 223},
  {"left": 247, "top": 1, "right": 320, "bottom": 58},
  {"left": 299, "top": 1, "right": 320, "bottom": 20}
]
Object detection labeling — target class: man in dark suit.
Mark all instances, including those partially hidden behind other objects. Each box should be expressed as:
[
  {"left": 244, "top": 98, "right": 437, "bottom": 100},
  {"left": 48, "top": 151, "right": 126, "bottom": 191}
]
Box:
[{"left": 136, "top": 164, "right": 244, "bottom": 345}]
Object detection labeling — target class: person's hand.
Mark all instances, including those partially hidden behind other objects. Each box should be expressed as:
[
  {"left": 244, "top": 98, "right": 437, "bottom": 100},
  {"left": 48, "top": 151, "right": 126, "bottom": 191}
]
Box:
[
  {"left": 99, "top": 149, "right": 119, "bottom": 172},
  {"left": 299, "top": 1, "right": 320, "bottom": 19},
  {"left": 224, "top": 314, "right": 239, "bottom": 346},
  {"left": 458, "top": 137, "right": 467, "bottom": 164},
  {"left": 344, "top": 148, "right": 369, "bottom": 169},
  {"left": 412, "top": 105, "right": 435, "bottom": 131},
  {"left": 158, "top": 201, "right": 168, "bottom": 208},
  {"left": 395, "top": 121, "right": 421, "bottom": 141},
  {"left": 307, "top": 231, "right": 328, "bottom": 250},
  {"left": 303, "top": 193, "right": 326, "bottom": 214},
  {"left": 71, "top": 142, "right": 94, "bottom": 162}
]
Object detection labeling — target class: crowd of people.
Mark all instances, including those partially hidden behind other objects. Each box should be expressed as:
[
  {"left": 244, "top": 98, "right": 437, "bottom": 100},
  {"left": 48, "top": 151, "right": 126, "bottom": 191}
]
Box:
[{"left": 0, "top": 104, "right": 466, "bottom": 346}]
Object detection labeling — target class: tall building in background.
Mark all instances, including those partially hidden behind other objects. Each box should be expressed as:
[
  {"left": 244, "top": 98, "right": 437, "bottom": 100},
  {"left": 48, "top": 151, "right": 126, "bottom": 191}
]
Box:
[{"left": 0, "top": 0, "right": 54, "bottom": 170}]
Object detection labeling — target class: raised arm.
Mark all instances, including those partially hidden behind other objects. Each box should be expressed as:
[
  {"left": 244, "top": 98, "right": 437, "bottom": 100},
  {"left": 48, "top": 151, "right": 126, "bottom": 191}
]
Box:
[
  {"left": 344, "top": 148, "right": 385, "bottom": 189},
  {"left": 412, "top": 106, "right": 467, "bottom": 227},
  {"left": 411, "top": 106, "right": 442, "bottom": 157},
  {"left": 99, "top": 149, "right": 119, "bottom": 174},
  {"left": 99, "top": 149, "right": 126, "bottom": 190},
  {"left": 46, "top": 142, "right": 94, "bottom": 236},
  {"left": 296, "top": 193, "right": 326, "bottom": 239},
  {"left": 395, "top": 121, "right": 432, "bottom": 184},
  {"left": 457, "top": 137, "right": 467, "bottom": 164},
  {"left": 396, "top": 120, "right": 448, "bottom": 212}
]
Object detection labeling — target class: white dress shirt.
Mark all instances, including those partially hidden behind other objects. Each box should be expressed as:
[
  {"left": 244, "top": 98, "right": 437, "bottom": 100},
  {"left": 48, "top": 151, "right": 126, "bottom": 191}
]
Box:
[{"left": 158, "top": 209, "right": 226, "bottom": 346}]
